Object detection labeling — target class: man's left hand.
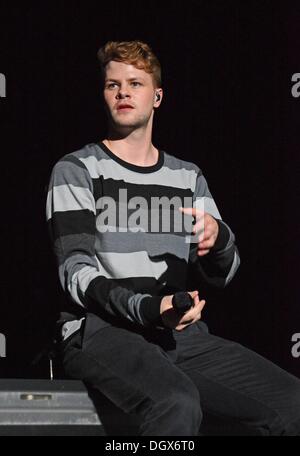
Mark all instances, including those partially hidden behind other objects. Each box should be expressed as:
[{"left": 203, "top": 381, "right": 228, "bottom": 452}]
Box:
[{"left": 179, "top": 207, "right": 219, "bottom": 256}]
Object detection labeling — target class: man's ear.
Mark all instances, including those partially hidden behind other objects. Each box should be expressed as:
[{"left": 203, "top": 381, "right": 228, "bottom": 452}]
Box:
[{"left": 154, "top": 88, "right": 163, "bottom": 107}]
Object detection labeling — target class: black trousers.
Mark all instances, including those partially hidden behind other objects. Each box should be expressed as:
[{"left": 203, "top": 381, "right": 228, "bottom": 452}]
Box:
[{"left": 59, "top": 315, "right": 300, "bottom": 436}]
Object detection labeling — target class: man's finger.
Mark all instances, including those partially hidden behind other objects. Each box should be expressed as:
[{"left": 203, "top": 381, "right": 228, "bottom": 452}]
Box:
[
  {"left": 197, "top": 249, "right": 210, "bottom": 256},
  {"left": 182, "top": 299, "right": 205, "bottom": 320},
  {"left": 198, "top": 238, "right": 215, "bottom": 249},
  {"left": 188, "top": 290, "right": 199, "bottom": 299},
  {"left": 192, "top": 219, "right": 205, "bottom": 233},
  {"left": 179, "top": 207, "right": 205, "bottom": 218}
]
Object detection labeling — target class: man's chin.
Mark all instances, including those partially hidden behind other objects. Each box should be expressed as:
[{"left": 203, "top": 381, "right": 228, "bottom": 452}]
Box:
[
  {"left": 113, "top": 120, "right": 145, "bottom": 131},
  {"left": 108, "top": 112, "right": 150, "bottom": 132}
]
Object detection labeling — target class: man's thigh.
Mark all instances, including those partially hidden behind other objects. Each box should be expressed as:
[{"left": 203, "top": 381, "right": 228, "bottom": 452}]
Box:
[
  {"left": 59, "top": 321, "right": 198, "bottom": 416},
  {"left": 173, "top": 321, "right": 300, "bottom": 434}
]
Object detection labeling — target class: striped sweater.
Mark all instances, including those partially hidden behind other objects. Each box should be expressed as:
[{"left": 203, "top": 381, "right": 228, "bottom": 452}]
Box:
[{"left": 46, "top": 142, "right": 240, "bottom": 330}]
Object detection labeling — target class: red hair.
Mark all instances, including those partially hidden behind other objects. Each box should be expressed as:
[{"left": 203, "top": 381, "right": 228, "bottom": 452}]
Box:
[{"left": 97, "top": 40, "right": 162, "bottom": 88}]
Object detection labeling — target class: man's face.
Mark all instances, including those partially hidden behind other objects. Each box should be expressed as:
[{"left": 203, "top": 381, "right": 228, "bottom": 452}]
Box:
[{"left": 103, "top": 60, "right": 162, "bottom": 131}]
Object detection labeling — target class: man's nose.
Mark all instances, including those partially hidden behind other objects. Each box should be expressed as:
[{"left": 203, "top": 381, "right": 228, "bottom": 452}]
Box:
[{"left": 116, "top": 86, "right": 130, "bottom": 99}]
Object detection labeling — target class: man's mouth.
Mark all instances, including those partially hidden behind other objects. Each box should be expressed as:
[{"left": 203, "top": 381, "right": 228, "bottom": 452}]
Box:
[{"left": 117, "top": 104, "right": 134, "bottom": 111}]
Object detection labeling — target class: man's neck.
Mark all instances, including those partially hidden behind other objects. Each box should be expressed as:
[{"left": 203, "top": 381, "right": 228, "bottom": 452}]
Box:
[{"left": 103, "top": 130, "right": 158, "bottom": 167}]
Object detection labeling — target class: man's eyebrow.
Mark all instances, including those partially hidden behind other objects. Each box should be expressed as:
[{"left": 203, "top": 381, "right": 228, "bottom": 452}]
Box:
[{"left": 105, "top": 77, "right": 145, "bottom": 82}]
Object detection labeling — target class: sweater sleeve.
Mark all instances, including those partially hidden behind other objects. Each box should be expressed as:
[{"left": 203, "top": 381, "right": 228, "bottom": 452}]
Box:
[
  {"left": 46, "top": 155, "right": 162, "bottom": 326},
  {"left": 188, "top": 170, "right": 240, "bottom": 288}
]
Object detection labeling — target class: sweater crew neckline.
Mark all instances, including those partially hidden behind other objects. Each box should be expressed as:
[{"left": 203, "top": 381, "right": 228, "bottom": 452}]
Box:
[{"left": 97, "top": 141, "right": 164, "bottom": 174}]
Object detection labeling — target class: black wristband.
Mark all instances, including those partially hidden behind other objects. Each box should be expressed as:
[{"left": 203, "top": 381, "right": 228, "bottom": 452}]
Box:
[
  {"left": 211, "top": 219, "right": 230, "bottom": 251},
  {"left": 139, "top": 296, "right": 163, "bottom": 326}
]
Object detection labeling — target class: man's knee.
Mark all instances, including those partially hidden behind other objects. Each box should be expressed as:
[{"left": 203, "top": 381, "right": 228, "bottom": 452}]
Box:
[
  {"left": 170, "top": 387, "right": 202, "bottom": 426},
  {"left": 140, "top": 384, "right": 202, "bottom": 436},
  {"left": 277, "top": 389, "right": 300, "bottom": 436},
  {"left": 158, "top": 384, "right": 203, "bottom": 432},
  {"left": 252, "top": 388, "right": 300, "bottom": 436}
]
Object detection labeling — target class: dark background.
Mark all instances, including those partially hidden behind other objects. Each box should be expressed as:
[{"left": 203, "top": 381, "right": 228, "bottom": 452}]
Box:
[{"left": 0, "top": 0, "right": 299, "bottom": 378}]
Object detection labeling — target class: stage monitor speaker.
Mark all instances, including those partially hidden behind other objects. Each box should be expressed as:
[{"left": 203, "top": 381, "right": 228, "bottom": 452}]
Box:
[{"left": 0, "top": 379, "right": 105, "bottom": 436}]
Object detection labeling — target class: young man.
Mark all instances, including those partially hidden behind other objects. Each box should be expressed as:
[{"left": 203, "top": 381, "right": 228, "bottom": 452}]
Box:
[{"left": 47, "top": 41, "right": 300, "bottom": 436}]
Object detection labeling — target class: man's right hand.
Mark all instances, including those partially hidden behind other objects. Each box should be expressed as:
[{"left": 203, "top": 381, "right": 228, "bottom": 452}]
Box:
[{"left": 160, "top": 291, "right": 206, "bottom": 331}]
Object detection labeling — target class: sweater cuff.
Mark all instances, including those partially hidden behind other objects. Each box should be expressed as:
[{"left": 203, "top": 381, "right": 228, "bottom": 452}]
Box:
[
  {"left": 211, "top": 219, "right": 230, "bottom": 252},
  {"left": 139, "top": 295, "right": 163, "bottom": 326}
]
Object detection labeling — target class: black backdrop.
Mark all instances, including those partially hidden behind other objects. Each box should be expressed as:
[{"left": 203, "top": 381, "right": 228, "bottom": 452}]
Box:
[{"left": 0, "top": 1, "right": 299, "bottom": 379}]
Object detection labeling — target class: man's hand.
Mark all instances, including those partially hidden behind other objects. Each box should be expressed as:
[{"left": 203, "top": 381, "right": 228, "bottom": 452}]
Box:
[
  {"left": 160, "top": 290, "right": 206, "bottom": 331},
  {"left": 179, "top": 207, "right": 219, "bottom": 256}
]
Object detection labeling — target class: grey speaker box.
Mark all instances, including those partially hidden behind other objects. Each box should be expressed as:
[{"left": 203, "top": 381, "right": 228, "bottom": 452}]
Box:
[
  {"left": 0, "top": 379, "right": 104, "bottom": 435},
  {"left": 0, "top": 379, "right": 142, "bottom": 436}
]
